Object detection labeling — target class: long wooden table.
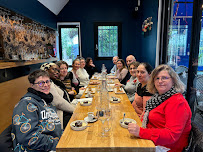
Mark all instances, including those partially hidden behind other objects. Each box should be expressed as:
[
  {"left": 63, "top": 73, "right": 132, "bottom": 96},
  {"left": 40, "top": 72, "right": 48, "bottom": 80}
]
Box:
[{"left": 56, "top": 78, "right": 155, "bottom": 152}]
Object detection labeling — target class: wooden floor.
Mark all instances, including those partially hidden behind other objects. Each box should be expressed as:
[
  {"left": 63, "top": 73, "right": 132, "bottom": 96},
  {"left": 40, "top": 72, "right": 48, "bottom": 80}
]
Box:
[{"left": 0, "top": 75, "right": 29, "bottom": 133}]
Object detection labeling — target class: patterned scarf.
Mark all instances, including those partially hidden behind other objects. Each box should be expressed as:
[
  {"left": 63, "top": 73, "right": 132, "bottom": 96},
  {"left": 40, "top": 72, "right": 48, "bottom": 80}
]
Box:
[{"left": 142, "top": 86, "right": 177, "bottom": 128}]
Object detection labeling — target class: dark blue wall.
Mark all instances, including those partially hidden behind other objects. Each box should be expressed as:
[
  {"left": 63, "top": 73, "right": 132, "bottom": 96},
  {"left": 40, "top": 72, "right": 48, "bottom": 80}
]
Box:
[
  {"left": 57, "top": 0, "right": 157, "bottom": 71},
  {"left": 140, "top": 0, "right": 158, "bottom": 68},
  {"left": 0, "top": 0, "right": 57, "bottom": 29}
]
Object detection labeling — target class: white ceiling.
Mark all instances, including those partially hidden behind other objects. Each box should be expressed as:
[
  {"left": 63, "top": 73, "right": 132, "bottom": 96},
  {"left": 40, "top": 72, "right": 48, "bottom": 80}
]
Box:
[{"left": 38, "top": 0, "right": 69, "bottom": 15}]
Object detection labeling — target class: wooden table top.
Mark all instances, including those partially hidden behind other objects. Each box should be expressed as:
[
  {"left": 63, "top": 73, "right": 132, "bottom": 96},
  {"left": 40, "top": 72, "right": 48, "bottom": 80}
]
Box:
[{"left": 56, "top": 78, "right": 155, "bottom": 152}]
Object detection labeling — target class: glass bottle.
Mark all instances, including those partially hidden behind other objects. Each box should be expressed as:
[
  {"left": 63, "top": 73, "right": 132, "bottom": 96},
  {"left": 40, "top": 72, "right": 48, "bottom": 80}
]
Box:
[{"left": 99, "top": 79, "right": 110, "bottom": 110}]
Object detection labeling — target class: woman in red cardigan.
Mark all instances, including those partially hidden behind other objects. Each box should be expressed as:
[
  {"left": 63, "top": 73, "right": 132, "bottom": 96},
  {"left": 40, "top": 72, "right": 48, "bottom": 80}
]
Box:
[{"left": 128, "top": 64, "right": 192, "bottom": 152}]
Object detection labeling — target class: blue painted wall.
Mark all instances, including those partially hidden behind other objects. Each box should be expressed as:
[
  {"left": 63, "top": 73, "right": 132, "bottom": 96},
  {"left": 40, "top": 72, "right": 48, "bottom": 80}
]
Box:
[
  {"left": 57, "top": 0, "right": 159, "bottom": 71},
  {"left": 140, "top": 0, "right": 158, "bottom": 68},
  {"left": 0, "top": 0, "right": 57, "bottom": 29}
]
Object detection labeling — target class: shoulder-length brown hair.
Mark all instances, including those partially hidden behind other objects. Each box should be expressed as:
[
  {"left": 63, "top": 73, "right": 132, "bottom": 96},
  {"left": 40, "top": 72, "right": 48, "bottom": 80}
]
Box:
[
  {"left": 117, "top": 59, "right": 127, "bottom": 72},
  {"left": 86, "top": 57, "right": 92, "bottom": 66},
  {"left": 147, "top": 64, "right": 185, "bottom": 94}
]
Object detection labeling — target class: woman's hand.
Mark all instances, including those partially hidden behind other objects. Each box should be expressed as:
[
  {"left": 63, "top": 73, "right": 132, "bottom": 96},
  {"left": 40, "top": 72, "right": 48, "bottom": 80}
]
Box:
[
  {"left": 115, "top": 83, "right": 122, "bottom": 87},
  {"left": 79, "top": 87, "right": 85, "bottom": 90},
  {"left": 90, "top": 63, "right": 95, "bottom": 67},
  {"left": 128, "top": 123, "right": 140, "bottom": 137},
  {"left": 68, "top": 91, "right": 75, "bottom": 95}
]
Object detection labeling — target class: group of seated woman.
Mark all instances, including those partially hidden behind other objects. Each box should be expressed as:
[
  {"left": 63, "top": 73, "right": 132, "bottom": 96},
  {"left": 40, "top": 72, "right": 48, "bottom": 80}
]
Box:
[
  {"left": 114, "top": 59, "right": 191, "bottom": 152},
  {"left": 11, "top": 54, "right": 192, "bottom": 152}
]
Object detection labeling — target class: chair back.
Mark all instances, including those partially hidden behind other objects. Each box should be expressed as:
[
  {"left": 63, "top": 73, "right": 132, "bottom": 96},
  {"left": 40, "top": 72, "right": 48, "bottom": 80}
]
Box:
[
  {"left": 0, "top": 124, "right": 13, "bottom": 152},
  {"left": 176, "top": 65, "right": 188, "bottom": 74},
  {"left": 183, "top": 122, "right": 203, "bottom": 152},
  {"left": 195, "top": 75, "right": 203, "bottom": 106}
]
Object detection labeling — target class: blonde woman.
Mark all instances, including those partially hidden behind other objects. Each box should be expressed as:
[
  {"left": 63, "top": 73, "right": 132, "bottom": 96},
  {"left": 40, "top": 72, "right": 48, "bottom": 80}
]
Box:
[
  {"left": 76, "top": 57, "right": 89, "bottom": 87},
  {"left": 128, "top": 64, "right": 192, "bottom": 152}
]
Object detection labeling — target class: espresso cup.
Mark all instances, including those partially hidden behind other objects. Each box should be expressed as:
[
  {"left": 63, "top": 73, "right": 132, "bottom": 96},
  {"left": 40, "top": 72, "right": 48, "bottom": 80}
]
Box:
[{"left": 87, "top": 112, "right": 94, "bottom": 120}]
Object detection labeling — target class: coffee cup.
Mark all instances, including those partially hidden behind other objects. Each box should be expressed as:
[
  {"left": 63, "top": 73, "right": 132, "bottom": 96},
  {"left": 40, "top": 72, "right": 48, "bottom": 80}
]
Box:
[{"left": 87, "top": 112, "right": 94, "bottom": 120}]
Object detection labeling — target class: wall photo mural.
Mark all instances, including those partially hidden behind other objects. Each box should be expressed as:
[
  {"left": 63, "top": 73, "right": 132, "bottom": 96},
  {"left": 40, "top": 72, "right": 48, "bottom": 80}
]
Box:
[{"left": 0, "top": 6, "right": 56, "bottom": 60}]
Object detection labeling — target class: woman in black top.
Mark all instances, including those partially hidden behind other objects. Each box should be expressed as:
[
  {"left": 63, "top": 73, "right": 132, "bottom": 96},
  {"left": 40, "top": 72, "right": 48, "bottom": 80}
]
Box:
[{"left": 85, "top": 57, "right": 98, "bottom": 79}]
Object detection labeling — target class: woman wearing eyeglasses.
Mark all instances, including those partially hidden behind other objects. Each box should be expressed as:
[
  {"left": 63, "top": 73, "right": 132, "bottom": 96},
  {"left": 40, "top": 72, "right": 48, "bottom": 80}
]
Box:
[
  {"left": 12, "top": 69, "right": 62, "bottom": 152},
  {"left": 40, "top": 63, "right": 75, "bottom": 129},
  {"left": 131, "top": 62, "right": 153, "bottom": 117},
  {"left": 128, "top": 64, "right": 192, "bottom": 152},
  {"left": 115, "top": 61, "right": 140, "bottom": 103}
]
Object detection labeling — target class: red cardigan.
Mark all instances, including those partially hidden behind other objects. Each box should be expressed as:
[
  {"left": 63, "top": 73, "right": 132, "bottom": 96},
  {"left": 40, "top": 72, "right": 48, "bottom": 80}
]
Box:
[{"left": 139, "top": 93, "right": 192, "bottom": 152}]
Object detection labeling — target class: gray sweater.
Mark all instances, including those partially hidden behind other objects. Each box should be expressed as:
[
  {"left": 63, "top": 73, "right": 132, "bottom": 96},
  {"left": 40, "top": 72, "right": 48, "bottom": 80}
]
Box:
[{"left": 123, "top": 76, "right": 139, "bottom": 103}]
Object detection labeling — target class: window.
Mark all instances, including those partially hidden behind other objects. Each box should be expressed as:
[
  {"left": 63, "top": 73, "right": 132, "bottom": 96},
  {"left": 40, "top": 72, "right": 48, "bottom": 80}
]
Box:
[
  {"left": 58, "top": 23, "right": 81, "bottom": 65},
  {"left": 94, "top": 22, "right": 122, "bottom": 60}
]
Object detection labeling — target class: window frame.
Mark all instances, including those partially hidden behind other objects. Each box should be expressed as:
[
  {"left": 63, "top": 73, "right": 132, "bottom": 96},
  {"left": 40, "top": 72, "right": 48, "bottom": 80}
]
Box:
[{"left": 94, "top": 22, "right": 122, "bottom": 60}]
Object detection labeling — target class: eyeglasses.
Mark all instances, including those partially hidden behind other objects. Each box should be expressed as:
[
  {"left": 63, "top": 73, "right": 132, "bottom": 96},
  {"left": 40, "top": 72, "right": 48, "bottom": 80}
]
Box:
[
  {"left": 34, "top": 80, "right": 52, "bottom": 87},
  {"left": 154, "top": 76, "right": 171, "bottom": 82}
]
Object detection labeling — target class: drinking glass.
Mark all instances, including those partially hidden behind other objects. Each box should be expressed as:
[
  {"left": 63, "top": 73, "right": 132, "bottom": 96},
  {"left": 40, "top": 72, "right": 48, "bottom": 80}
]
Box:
[{"left": 97, "top": 109, "right": 111, "bottom": 137}]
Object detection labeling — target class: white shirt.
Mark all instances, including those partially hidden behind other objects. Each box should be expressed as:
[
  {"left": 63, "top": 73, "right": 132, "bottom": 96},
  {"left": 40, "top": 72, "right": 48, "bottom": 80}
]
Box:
[
  {"left": 110, "top": 64, "right": 117, "bottom": 73},
  {"left": 76, "top": 68, "right": 90, "bottom": 87}
]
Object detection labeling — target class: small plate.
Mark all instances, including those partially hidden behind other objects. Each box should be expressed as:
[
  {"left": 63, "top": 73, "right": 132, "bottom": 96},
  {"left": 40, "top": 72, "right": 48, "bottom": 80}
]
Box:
[
  {"left": 114, "top": 87, "right": 125, "bottom": 94},
  {"left": 85, "top": 88, "right": 96, "bottom": 94},
  {"left": 108, "top": 88, "right": 114, "bottom": 92},
  {"left": 80, "top": 100, "right": 92, "bottom": 106},
  {"left": 91, "top": 76, "right": 98, "bottom": 80},
  {"left": 70, "top": 120, "right": 88, "bottom": 131},
  {"left": 119, "top": 118, "right": 137, "bottom": 129},
  {"left": 89, "top": 81, "right": 100, "bottom": 85},
  {"left": 84, "top": 116, "right": 98, "bottom": 123},
  {"left": 110, "top": 98, "right": 121, "bottom": 103},
  {"left": 85, "top": 94, "right": 94, "bottom": 98}
]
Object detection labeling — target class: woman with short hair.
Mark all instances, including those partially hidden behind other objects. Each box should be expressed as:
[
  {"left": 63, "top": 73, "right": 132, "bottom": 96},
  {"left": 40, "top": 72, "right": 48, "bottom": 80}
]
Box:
[
  {"left": 12, "top": 69, "right": 62, "bottom": 151},
  {"left": 128, "top": 64, "right": 192, "bottom": 152}
]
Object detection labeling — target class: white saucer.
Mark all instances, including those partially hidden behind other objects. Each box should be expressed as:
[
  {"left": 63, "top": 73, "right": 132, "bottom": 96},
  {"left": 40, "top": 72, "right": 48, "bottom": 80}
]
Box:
[
  {"left": 108, "top": 88, "right": 114, "bottom": 92},
  {"left": 114, "top": 87, "right": 125, "bottom": 94},
  {"left": 85, "top": 94, "right": 93, "bottom": 98},
  {"left": 110, "top": 98, "right": 121, "bottom": 103},
  {"left": 70, "top": 120, "right": 88, "bottom": 131},
  {"left": 84, "top": 116, "right": 97, "bottom": 123},
  {"left": 119, "top": 118, "right": 137, "bottom": 129},
  {"left": 85, "top": 88, "right": 96, "bottom": 94}
]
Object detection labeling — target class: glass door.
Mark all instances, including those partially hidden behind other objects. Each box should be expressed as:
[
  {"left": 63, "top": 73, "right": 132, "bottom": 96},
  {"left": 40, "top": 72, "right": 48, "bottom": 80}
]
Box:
[
  {"left": 58, "top": 24, "right": 81, "bottom": 65},
  {"left": 167, "top": 0, "right": 193, "bottom": 91}
]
